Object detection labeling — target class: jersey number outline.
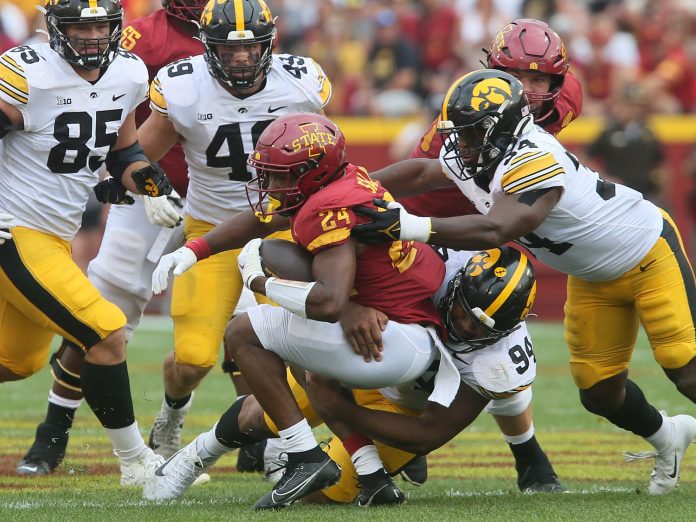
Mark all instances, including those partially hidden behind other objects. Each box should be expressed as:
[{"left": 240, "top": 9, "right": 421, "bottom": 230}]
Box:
[
  {"left": 206, "top": 120, "right": 273, "bottom": 181},
  {"left": 279, "top": 55, "right": 308, "bottom": 79},
  {"left": 508, "top": 336, "right": 535, "bottom": 375},
  {"left": 47, "top": 110, "right": 123, "bottom": 174}
]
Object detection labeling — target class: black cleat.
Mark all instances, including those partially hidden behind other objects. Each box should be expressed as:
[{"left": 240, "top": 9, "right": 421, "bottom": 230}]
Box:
[
  {"left": 356, "top": 474, "right": 406, "bottom": 507},
  {"left": 399, "top": 455, "right": 428, "bottom": 486},
  {"left": 518, "top": 464, "right": 566, "bottom": 493},
  {"left": 254, "top": 453, "right": 341, "bottom": 510},
  {"left": 236, "top": 440, "right": 266, "bottom": 473},
  {"left": 16, "top": 422, "right": 68, "bottom": 476}
]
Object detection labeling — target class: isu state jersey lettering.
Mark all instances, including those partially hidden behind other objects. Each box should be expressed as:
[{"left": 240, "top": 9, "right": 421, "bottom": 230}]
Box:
[
  {"left": 440, "top": 123, "right": 663, "bottom": 281},
  {"left": 149, "top": 53, "right": 331, "bottom": 225},
  {"left": 0, "top": 43, "right": 148, "bottom": 240},
  {"left": 291, "top": 165, "right": 445, "bottom": 327},
  {"left": 121, "top": 9, "right": 204, "bottom": 196}
]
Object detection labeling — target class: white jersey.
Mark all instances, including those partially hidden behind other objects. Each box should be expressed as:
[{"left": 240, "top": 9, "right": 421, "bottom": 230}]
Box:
[
  {"left": 380, "top": 249, "right": 535, "bottom": 410},
  {"left": 0, "top": 44, "right": 148, "bottom": 240},
  {"left": 149, "top": 53, "right": 331, "bottom": 225},
  {"left": 439, "top": 123, "right": 663, "bottom": 281}
]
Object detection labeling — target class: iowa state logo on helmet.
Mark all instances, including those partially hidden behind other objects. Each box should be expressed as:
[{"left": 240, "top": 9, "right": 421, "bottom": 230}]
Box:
[
  {"left": 471, "top": 78, "right": 513, "bottom": 112},
  {"left": 291, "top": 123, "right": 338, "bottom": 158}
]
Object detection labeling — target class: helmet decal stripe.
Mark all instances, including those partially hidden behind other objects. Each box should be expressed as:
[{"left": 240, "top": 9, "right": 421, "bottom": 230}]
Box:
[
  {"left": 88, "top": 0, "right": 98, "bottom": 10},
  {"left": 441, "top": 72, "right": 473, "bottom": 122},
  {"left": 234, "top": 0, "right": 245, "bottom": 31},
  {"left": 484, "top": 253, "right": 528, "bottom": 318}
]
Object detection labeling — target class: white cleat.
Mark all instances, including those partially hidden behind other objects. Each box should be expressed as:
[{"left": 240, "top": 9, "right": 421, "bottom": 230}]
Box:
[
  {"left": 143, "top": 438, "right": 210, "bottom": 501},
  {"left": 624, "top": 414, "right": 696, "bottom": 495},
  {"left": 120, "top": 447, "right": 166, "bottom": 487},
  {"left": 149, "top": 394, "right": 193, "bottom": 459}
]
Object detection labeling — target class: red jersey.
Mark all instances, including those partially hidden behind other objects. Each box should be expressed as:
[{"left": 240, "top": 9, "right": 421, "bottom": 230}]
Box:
[
  {"left": 400, "top": 70, "right": 584, "bottom": 217},
  {"left": 291, "top": 164, "right": 445, "bottom": 328},
  {"left": 121, "top": 10, "right": 204, "bottom": 196}
]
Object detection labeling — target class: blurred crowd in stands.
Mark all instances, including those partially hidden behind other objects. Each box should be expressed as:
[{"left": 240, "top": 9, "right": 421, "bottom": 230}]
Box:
[
  {"left": 1, "top": 0, "right": 694, "bottom": 267},
  {"left": 2, "top": 0, "right": 696, "bottom": 117}
]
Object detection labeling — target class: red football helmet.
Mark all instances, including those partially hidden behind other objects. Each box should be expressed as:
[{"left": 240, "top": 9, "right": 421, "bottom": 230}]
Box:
[
  {"left": 486, "top": 19, "right": 569, "bottom": 108},
  {"left": 246, "top": 113, "right": 348, "bottom": 217},
  {"left": 162, "top": 0, "right": 206, "bottom": 23}
]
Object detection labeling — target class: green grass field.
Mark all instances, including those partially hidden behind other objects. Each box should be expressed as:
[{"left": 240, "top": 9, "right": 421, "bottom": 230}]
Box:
[{"left": 1, "top": 318, "right": 695, "bottom": 521}]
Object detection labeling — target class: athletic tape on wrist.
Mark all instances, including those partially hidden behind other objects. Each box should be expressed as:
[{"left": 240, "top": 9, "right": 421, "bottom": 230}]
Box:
[{"left": 264, "top": 277, "right": 316, "bottom": 318}]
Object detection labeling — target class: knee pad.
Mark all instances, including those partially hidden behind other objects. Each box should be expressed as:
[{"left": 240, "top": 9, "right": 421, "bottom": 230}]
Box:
[
  {"left": 50, "top": 340, "right": 84, "bottom": 393},
  {"left": 485, "top": 387, "right": 532, "bottom": 417}
]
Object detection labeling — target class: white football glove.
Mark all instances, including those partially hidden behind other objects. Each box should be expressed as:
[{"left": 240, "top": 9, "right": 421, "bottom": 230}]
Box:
[
  {"left": 151, "top": 245, "right": 197, "bottom": 294},
  {"left": 237, "top": 238, "right": 265, "bottom": 289},
  {"left": 387, "top": 201, "right": 431, "bottom": 243},
  {"left": 143, "top": 189, "right": 183, "bottom": 228},
  {"left": 0, "top": 210, "right": 16, "bottom": 245}
]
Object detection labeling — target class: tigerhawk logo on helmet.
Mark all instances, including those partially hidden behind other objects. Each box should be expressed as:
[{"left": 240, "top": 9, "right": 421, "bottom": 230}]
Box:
[{"left": 438, "top": 246, "right": 537, "bottom": 351}]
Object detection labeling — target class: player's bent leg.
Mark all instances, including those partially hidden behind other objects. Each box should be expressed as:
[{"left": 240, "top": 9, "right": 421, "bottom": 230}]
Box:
[
  {"left": 144, "top": 395, "right": 272, "bottom": 501},
  {"left": 225, "top": 315, "right": 341, "bottom": 509},
  {"left": 17, "top": 340, "right": 85, "bottom": 476},
  {"left": 581, "top": 373, "right": 696, "bottom": 495},
  {"left": 663, "top": 357, "right": 696, "bottom": 402},
  {"left": 149, "top": 354, "right": 211, "bottom": 458},
  {"left": 83, "top": 329, "right": 165, "bottom": 486}
]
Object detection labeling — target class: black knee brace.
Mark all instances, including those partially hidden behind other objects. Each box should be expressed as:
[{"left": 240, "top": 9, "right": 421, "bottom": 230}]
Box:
[
  {"left": 215, "top": 396, "right": 262, "bottom": 448},
  {"left": 50, "top": 340, "right": 85, "bottom": 392}
]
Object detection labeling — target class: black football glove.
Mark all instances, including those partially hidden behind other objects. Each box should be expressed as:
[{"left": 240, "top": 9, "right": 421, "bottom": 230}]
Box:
[
  {"left": 352, "top": 198, "right": 432, "bottom": 245},
  {"left": 131, "top": 164, "right": 173, "bottom": 198},
  {"left": 351, "top": 198, "right": 404, "bottom": 244},
  {"left": 93, "top": 177, "right": 134, "bottom": 205}
]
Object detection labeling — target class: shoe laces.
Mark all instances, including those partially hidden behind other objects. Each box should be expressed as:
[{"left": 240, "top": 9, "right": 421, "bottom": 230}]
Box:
[
  {"left": 266, "top": 451, "right": 289, "bottom": 478},
  {"left": 622, "top": 450, "right": 658, "bottom": 462}
]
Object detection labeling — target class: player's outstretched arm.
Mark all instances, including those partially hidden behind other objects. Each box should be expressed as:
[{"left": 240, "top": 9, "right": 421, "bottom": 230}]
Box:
[
  {"left": 369, "top": 158, "right": 449, "bottom": 199},
  {"left": 306, "top": 374, "right": 489, "bottom": 455},
  {"left": 152, "top": 209, "right": 287, "bottom": 294},
  {"left": 352, "top": 187, "right": 561, "bottom": 249}
]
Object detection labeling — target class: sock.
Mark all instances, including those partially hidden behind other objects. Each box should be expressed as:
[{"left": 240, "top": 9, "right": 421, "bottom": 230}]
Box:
[
  {"left": 194, "top": 424, "right": 230, "bottom": 466},
  {"left": 81, "top": 361, "right": 135, "bottom": 429},
  {"left": 508, "top": 435, "right": 550, "bottom": 473},
  {"left": 502, "top": 423, "right": 535, "bottom": 446},
  {"left": 48, "top": 390, "right": 82, "bottom": 410},
  {"left": 164, "top": 392, "right": 191, "bottom": 410},
  {"left": 604, "top": 380, "right": 663, "bottom": 438},
  {"left": 646, "top": 412, "right": 672, "bottom": 450},
  {"left": 104, "top": 421, "right": 147, "bottom": 462},
  {"left": 344, "top": 433, "right": 382, "bottom": 476},
  {"left": 278, "top": 419, "right": 323, "bottom": 463},
  {"left": 45, "top": 392, "right": 80, "bottom": 432}
]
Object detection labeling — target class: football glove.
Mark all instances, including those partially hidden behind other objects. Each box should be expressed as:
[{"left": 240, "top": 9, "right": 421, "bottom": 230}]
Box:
[
  {"left": 131, "top": 164, "right": 174, "bottom": 198},
  {"left": 144, "top": 189, "right": 183, "bottom": 228},
  {"left": 94, "top": 177, "right": 135, "bottom": 205},
  {"left": 151, "top": 245, "right": 197, "bottom": 294},
  {"left": 237, "top": 238, "right": 265, "bottom": 289},
  {"left": 352, "top": 198, "right": 432, "bottom": 244},
  {"left": 0, "top": 210, "right": 16, "bottom": 245}
]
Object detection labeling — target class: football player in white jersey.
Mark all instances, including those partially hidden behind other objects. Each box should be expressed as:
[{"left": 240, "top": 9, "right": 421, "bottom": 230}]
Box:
[
  {"left": 351, "top": 69, "right": 696, "bottom": 496},
  {"left": 304, "top": 247, "right": 542, "bottom": 490},
  {"left": 135, "top": 0, "right": 331, "bottom": 459},
  {"left": 0, "top": 0, "right": 175, "bottom": 487}
]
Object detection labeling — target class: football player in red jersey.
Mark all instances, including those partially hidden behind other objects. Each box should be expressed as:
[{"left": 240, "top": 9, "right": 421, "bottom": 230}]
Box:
[
  {"left": 145, "top": 113, "right": 461, "bottom": 507},
  {"left": 16, "top": 0, "right": 206, "bottom": 477},
  {"left": 395, "top": 18, "right": 581, "bottom": 492}
]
